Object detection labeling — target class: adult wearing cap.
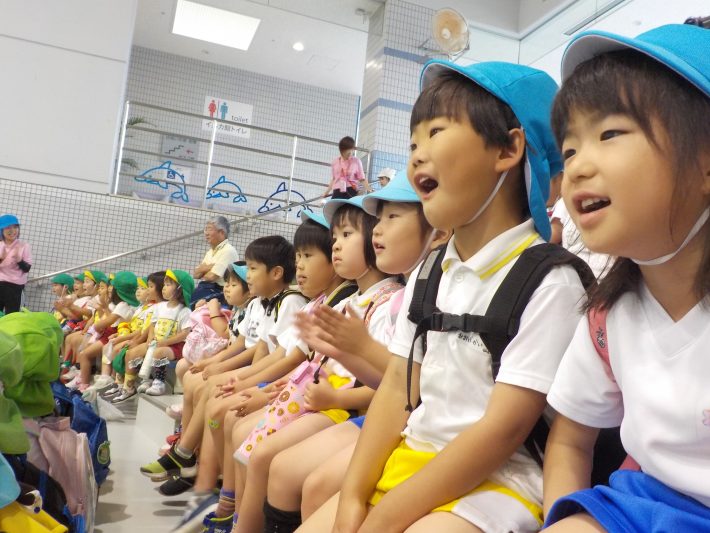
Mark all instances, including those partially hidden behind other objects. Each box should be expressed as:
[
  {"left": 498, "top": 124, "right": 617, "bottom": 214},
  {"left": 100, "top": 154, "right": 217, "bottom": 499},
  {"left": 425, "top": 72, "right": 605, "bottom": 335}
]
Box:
[
  {"left": 0, "top": 214, "right": 32, "bottom": 314},
  {"left": 376, "top": 168, "right": 397, "bottom": 189},
  {"left": 192, "top": 216, "right": 239, "bottom": 309}
]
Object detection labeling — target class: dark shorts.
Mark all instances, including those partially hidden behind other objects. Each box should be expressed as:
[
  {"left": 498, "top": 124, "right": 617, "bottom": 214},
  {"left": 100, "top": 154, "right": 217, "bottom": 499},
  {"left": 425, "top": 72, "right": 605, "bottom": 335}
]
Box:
[
  {"left": 332, "top": 187, "right": 358, "bottom": 199},
  {"left": 98, "top": 326, "right": 118, "bottom": 345}
]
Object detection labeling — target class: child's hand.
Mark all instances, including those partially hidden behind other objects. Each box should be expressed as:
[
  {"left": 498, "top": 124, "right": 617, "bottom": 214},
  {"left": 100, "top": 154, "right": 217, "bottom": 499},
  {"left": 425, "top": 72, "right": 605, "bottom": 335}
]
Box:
[
  {"left": 332, "top": 497, "right": 368, "bottom": 533},
  {"left": 207, "top": 298, "right": 222, "bottom": 316},
  {"left": 108, "top": 333, "right": 117, "bottom": 340},
  {"left": 194, "top": 298, "right": 207, "bottom": 309},
  {"left": 190, "top": 358, "right": 211, "bottom": 374},
  {"left": 303, "top": 379, "right": 337, "bottom": 411},
  {"left": 215, "top": 377, "right": 238, "bottom": 398},
  {"left": 201, "top": 363, "right": 220, "bottom": 380},
  {"left": 294, "top": 311, "right": 346, "bottom": 361},
  {"left": 314, "top": 304, "right": 371, "bottom": 356},
  {"left": 270, "top": 376, "right": 290, "bottom": 392},
  {"left": 230, "top": 387, "right": 274, "bottom": 416}
]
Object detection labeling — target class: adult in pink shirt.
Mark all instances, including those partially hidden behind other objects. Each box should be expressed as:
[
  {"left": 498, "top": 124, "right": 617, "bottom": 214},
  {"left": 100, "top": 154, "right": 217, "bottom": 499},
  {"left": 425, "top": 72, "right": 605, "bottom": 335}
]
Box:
[
  {"left": 323, "top": 136, "right": 372, "bottom": 199},
  {"left": 0, "top": 214, "right": 32, "bottom": 314}
]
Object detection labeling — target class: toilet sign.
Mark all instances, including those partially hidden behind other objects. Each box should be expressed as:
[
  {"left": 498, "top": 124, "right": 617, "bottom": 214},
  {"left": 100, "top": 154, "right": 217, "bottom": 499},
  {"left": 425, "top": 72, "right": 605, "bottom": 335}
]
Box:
[{"left": 202, "top": 96, "right": 253, "bottom": 138}]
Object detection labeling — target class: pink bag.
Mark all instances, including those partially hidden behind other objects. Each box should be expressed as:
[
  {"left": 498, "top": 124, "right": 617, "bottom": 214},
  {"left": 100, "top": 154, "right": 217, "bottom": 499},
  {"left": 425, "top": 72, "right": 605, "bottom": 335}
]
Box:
[
  {"left": 182, "top": 307, "right": 232, "bottom": 364},
  {"left": 235, "top": 280, "right": 402, "bottom": 463}
]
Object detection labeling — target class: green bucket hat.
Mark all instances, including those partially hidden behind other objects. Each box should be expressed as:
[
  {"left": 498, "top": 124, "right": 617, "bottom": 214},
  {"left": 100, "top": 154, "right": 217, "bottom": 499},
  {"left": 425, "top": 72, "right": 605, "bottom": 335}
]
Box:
[
  {"left": 165, "top": 269, "right": 194, "bottom": 305},
  {"left": 51, "top": 273, "right": 74, "bottom": 291},
  {"left": 74, "top": 272, "right": 86, "bottom": 282},
  {"left": 0, "top": 331, "right": 30, "bottom": 454},
  {"left": 0, "top": 311, "right": 62, "bottom": 417},
  {"left": 84, "top": 270, "right": 108, "bottom": 285},
  {"left": 111, "top": 271, "right": 140, "bottom": 307}
]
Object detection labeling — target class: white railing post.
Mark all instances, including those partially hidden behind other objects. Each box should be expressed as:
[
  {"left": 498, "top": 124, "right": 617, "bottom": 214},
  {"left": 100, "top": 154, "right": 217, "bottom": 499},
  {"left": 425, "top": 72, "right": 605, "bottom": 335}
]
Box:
[
  {"left": 285, "top": 135, "right": 298, "bottom": 221},
  {"left": 203, "top": 118, "right": 218, "bottom": 208},
  {"left": 113, "top": 100, "right": 130, "bottom": 195}
]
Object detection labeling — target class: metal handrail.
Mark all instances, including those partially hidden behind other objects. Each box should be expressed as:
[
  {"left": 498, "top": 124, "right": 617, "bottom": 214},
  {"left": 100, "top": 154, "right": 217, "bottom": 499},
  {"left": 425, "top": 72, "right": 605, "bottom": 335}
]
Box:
[{"left": 26, "top": 194, "right": 322, "bottom": 284}]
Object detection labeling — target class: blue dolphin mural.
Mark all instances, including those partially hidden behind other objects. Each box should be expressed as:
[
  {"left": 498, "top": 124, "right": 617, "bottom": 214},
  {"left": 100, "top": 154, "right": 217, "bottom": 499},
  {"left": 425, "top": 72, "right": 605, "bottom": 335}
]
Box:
[
  {"left": 206, "top": 175, "right": 248, "bottom": 204},
  {"left": 134, "top": 161, "right": 189, "bottom": 202},
  {"left": 258, "top": 182, "right": 313, "bottom": 219}
]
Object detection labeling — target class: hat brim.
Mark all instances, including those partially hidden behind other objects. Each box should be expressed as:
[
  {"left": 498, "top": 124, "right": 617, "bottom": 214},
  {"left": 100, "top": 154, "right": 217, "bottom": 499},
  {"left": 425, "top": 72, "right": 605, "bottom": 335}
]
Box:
[
  {"left": 322, "top": 196, "right": 366, "bottom": 226},
  {"left": 361, "top": 189, "right": 420, "bottom": 216},
  {"left": 300, "top": 210, "right": 330, "bottom": 229}
]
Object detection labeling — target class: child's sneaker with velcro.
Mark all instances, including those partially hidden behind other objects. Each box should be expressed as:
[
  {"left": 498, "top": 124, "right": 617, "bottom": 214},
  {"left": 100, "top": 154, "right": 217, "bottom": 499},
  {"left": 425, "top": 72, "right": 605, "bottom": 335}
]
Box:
[{"left": 140, "top": 444, "right": 197, "bottom": 481}]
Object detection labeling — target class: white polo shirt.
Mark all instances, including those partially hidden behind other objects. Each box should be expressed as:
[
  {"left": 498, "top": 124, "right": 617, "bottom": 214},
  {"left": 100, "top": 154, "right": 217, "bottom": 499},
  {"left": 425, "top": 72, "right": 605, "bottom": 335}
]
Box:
[
  {"left": 258, "top": 291, "right": 309, "bottom": 352},
  {"left": 548, "top": 284, "right": 710, "bottom": 507},
  {"left": 389, "top": 220, "right": 586, "bottom": 505},
  {"left": 237, "top": 298, "right": 265, "bottom": 348}
]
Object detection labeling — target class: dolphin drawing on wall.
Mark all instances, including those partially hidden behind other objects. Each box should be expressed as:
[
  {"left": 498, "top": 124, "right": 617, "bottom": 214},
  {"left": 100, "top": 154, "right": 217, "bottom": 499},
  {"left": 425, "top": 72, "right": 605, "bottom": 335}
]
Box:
[
  {"left": 257, "top": 182, "right": 313, "bottom": 219},
  {"left": 134, "top": 161, "right": 189, "bottom": 202},
  {"left": 206, "top": 175, "right": 248, "bottom": 203}
]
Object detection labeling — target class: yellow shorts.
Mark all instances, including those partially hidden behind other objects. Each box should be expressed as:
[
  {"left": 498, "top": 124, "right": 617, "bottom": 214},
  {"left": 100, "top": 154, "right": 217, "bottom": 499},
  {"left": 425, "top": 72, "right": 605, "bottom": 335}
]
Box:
[
  {"left": 369, "top": 440, "right": 543, "bottom": 531},
  {"left": 320, "top": 374, "right": 354, "bottom": 424}
]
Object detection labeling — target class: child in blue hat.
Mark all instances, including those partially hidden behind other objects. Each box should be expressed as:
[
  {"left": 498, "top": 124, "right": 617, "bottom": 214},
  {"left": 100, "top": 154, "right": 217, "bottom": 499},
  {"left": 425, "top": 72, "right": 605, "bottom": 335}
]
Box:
[
  {"left": 300, "top": 61, "right": 589, "bottom": 532},
  {"left": 543, "top": 23, "right": 710, "bottom": 532},
  {"left": 0, "top": 214, "right": 32, "bottom": 314}
]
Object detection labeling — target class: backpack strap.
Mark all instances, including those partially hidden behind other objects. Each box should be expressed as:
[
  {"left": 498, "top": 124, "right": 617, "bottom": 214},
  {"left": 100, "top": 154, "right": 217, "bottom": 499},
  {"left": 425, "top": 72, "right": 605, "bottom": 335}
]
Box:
[
  {"left": 271, "top": 289, "right": 305, "bottom": 323},
  {"left": 325, "top": 281, "right": 358, "bottom": 308}
]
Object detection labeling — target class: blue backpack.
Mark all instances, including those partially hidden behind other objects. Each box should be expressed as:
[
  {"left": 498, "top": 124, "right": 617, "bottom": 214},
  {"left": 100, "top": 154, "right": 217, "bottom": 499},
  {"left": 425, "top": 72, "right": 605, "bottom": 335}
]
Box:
[{"left": 51, "top": 382, "right": 111, "bottom": 485}]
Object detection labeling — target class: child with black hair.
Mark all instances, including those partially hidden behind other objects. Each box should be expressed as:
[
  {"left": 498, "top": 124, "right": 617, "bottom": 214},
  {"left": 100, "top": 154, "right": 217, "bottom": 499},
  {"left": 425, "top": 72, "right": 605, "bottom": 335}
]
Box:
[
  {"left": 302, "top": 60, "right": 588, "bottom": 532},
  {"left": 49, "top": 273, "right": 74, "bottom": 326},
  {"left": 543, "top": 23, "right": 710, "bottom": 532},
  {"left": 68, "top": 271, "right": 138, "bottom": 391},
  {"left": 140, "top": 237, "right": 306, "bottom": 500},
  {"left": 114, "top": 269, "right": 193, "bottom": 401},
  {"left": 225, "top": 198, "right": 400, "bottom": 533},
  {"left": 102, "top": 271, "right": 165, "bottom": 399}
]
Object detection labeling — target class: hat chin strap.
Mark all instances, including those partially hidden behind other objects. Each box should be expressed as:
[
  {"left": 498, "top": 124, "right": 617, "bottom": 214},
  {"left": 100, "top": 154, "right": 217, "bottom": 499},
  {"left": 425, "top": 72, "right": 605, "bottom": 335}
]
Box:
[
  {"left": 631, "top": 207, "right": 710, "bottom": 266},
  {"left": 464, "top": 170, "right": 509, "bottom": 226}
]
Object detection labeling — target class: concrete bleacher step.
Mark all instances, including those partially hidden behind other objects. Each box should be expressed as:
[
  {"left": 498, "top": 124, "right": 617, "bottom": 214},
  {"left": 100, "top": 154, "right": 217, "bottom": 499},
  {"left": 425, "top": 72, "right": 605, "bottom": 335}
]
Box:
[{"left": 135, "top": 393, "right": 182, "bottom": 447}]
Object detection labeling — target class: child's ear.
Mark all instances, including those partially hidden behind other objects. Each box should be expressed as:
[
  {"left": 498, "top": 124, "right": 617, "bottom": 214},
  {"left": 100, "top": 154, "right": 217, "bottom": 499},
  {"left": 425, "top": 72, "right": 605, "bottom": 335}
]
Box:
[
  {"left": 701, "top": 153, "right": 710, "bottom": 196},
  {"left": 494, "top": 128, "right": 526, "bottom": 174},
  {"left": 269, "top": 265, "right": 285, "bottom": 282}
]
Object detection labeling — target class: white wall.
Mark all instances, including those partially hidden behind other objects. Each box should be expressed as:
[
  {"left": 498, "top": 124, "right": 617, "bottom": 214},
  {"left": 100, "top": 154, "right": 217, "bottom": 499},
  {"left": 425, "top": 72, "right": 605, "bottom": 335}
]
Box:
[{"left": 0, "top": 0, "right": 137, "bottom": 193}]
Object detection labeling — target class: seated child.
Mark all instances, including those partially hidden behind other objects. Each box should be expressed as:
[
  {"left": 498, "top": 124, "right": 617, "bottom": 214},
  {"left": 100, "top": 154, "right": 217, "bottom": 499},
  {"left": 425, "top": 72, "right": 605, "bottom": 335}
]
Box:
[
  {"left": 543, "top": 23, "right": 710, "bottom": 533},
  {"left": 67, "top": 271, "right": 138, "bottom": 391},
  {"left": 50, "top": 273, "right": 74, "bottom": 327},
  {"left": 114, "top": 269, "right": 193, "bottom": 401},
  {"left": 300, "top": 60, "right": 587, "bottom": 533}
]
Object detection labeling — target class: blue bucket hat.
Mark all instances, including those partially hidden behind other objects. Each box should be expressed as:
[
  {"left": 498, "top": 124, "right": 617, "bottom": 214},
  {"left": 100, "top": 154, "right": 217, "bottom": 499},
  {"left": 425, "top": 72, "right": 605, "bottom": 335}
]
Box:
[
  {"left": 0, "top": 215, "right": 19, "bottom": 231},
  {"left": 229, "top": 263, "right": 248, "bottom": 284},
  {"left": 362, "top": 170, "right": 419, "bottom": 216},
  {"left": 300, "top": 210, "right": 330, "bottom": 229},
  {"left": 323, "top": 195, "right": 367, "bottom": 226},
  {"left": 561, "top": 24, "right": 710, "bottom": 98},
  {"left": 420, "top": 60, "right": 561, "bottom": 241}
]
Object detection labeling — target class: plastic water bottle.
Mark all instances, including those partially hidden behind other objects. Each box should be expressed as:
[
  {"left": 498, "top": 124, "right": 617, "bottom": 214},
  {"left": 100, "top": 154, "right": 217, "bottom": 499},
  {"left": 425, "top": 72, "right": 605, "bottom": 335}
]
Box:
[{"left": 139, "top": 340, "right": 157, "bottom": 380}]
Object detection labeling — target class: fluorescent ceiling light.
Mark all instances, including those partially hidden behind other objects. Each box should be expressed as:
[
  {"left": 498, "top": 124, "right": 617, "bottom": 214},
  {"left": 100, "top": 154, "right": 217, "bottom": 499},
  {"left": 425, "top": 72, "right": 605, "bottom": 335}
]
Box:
[
  {"left": 292, "top": 42, "right": 304, "bottom": 51},
  {"left": 173, "top": 0, "right": 260, "bottom": 51}
]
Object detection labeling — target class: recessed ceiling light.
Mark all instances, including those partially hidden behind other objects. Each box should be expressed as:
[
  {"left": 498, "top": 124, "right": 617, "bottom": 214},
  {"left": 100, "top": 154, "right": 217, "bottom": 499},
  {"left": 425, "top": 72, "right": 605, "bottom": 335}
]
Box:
[
  {"left": 293, "top": 42, "right": 305, "bottom": 52},
  {"left": 173, "top": 0, "right": 260, "bottom": 51}
]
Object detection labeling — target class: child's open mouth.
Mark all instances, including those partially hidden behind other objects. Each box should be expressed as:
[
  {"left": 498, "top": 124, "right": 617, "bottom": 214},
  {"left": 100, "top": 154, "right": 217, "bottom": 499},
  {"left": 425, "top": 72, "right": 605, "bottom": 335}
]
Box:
[
  {"left": 415, "top": 175, "right": 439, "bottom": 196},
  {"left": 578, "top": 197, "right": 611, "bottom": 214}
]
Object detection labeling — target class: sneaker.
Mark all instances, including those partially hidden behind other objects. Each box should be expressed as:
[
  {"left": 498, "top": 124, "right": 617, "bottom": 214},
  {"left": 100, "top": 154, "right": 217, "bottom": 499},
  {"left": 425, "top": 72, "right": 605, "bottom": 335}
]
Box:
[
  {"left": 100, "top": 384, "right": 122, "bottom": 398},
  {"left": 159, "top": 474, "right": 195, "bottom": 496},
  {"left": 137, "top": 379, "right": 152, "bottom": 393},
  {"left": 111, "top": 387, "right": 137, "bottom": 404},
  {"left": 146, "top": 380, "right": 167, "bottom": 396},
  {"left": 173, "top": 493, "right": 219, "bottom": 533},
  {"left": 65, "top": 375, "right": 84, "bottom": 390},
  {"left": 166, "top": 402, "right": 183, "bottom": 420},
  {"left": 200, "top": 511, "right": 234, "bottom": 533},
  {"left": 92, "top": 375, "right": 114, "bottom": 391},
  {"left": 140, "top": 445, "right": 197, "bottom": 481},
  {"left": 60, "top": 366, "right": 79, "bottom": 384}
]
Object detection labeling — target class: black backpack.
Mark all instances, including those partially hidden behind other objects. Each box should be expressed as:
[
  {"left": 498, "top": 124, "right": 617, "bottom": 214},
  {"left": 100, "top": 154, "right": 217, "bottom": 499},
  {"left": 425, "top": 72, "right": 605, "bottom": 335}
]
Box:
[{"left": 406, "top": 243, "right": 598, "bottom": 468}]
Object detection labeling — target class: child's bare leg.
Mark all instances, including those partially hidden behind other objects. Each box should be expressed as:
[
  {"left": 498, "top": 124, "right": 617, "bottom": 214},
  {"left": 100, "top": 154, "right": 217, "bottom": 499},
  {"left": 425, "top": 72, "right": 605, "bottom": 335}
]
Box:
[
  {"left": 267, "top": 422, "right": 359, "bottom": 516},
  {"left": 543, "top": 515, "right": 606, "bottom": 533},
  {"left": 302, "top": 441, "right": 358, "bottom": 519},
  {"left": 294, "top": 493, "right": 340, "bottom": 533},
  {"left": 233, "top": 414, "right": 334, "bottom": 533},
  {"left": 122, "top": 343, "right": 148, "bottom": 390},
  {"left": 404, "top": 513, "right": 483, "bottom": 533},
  {"left": 181, "top": 370, "right": 206, "bottom": 429},
  {"left": 176, "top": 358, "right": 189, "bottom": 383},
  {"left": 77, "top": 341, "right": 103, "bottom": 385}
]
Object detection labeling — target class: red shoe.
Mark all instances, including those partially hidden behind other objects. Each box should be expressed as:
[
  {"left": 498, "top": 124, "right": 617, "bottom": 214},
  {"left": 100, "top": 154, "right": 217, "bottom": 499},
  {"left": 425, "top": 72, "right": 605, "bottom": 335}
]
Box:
[{"left": 166, "top": 432, "right": 181, "bottom": 446}]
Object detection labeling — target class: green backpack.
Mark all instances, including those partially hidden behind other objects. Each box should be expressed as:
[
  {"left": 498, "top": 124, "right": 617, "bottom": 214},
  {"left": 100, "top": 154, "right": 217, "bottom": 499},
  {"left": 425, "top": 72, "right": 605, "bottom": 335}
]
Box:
[{"left": 0, "top": 311, "right": 62, "bottom": 417}]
